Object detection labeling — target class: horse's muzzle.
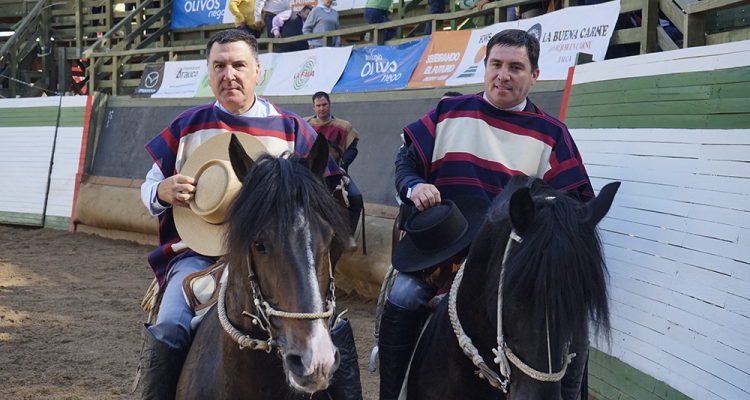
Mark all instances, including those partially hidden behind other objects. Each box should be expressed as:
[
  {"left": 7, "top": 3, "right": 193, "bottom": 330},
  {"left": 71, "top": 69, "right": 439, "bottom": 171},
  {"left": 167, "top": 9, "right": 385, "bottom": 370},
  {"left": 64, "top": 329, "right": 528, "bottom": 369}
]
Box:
[{"left": 285, "top": 344, "right": 340, "bottom": 393}]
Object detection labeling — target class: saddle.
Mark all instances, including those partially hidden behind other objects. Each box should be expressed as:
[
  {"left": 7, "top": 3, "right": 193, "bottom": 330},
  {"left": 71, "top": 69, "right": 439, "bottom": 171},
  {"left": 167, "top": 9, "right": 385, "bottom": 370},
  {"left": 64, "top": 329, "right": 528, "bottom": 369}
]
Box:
[{"left": 182, "top": 260, "right": 227, "bottom": 318}]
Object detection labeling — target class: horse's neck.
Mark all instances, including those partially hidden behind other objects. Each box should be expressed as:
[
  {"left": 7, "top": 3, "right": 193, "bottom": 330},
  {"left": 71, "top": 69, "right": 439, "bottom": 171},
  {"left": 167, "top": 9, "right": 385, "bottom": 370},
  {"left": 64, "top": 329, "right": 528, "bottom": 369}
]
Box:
[{"left": 455, "top": 264, "right": 497, "bottom": 349}]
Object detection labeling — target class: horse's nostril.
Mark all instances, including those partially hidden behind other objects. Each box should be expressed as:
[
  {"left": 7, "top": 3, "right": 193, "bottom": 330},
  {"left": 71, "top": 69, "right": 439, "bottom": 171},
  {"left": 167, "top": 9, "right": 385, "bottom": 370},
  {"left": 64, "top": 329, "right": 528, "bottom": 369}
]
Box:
[{"left": 285, "top": 354, "right": 307, "bottom": 377}]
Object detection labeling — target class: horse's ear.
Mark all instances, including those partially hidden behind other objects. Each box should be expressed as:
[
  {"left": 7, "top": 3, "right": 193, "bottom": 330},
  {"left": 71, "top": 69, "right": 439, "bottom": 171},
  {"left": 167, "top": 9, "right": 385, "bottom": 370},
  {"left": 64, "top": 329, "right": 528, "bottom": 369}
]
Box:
[
  {"left": 586, "top": 181, "right": 621, "bottom": 227},
  {"left": 307, "top": 133, "right": 329, "bottom": 177},
  {"left": 228, "top": 133, "right": 254, "bottom": 182},
  {"left": 509, "top": 187, "right": 535, "bottom": 236}
]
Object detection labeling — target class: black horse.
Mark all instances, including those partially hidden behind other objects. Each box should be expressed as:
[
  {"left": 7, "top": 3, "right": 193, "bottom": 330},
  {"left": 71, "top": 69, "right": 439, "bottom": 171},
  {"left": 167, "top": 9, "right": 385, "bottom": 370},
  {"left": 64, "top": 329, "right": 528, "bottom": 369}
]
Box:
[
  {"left": 407, "top": 176, "right": 620, "bottom": 399},
  {"left": 176, "top": 134, "right": 350, "bottom": 399}
]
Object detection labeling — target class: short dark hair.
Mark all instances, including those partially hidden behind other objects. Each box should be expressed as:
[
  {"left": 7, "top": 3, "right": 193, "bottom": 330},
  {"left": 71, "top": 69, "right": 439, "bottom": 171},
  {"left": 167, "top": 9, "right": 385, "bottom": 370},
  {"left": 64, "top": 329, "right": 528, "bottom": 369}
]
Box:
[
  {"left": 206, "top": 29, "right": 259, "bottom": 63},
  {"left": 442, "top": 91, "right": 463, "bottom": 98},
  {"left": 312, "top": 91, "right": 330, "bottom": 103},
  {"left": 484, "top": 29, "right": 540, "bottom": 72},
  {"left": 301, "top": 5, "right": 313, "bottom": 11}
]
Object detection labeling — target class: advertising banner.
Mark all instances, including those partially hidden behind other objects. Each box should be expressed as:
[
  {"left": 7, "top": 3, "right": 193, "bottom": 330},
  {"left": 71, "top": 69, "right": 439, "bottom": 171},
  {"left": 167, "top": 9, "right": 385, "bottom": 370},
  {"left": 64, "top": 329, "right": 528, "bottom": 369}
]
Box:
[
  {"left": 407, "top": 30, "right": 472, "bottom": 88},
  {"left": 261, "top": 47, "right": 353, "bottom": 96},
  {"left": 409, "top": 1, "right": 620, "bottom": 87},
  {"left": 332, "top": 37, "right": 430, "bottom": 93},
  {"left": 132, "top": 63, "right": 165, "bottom": 98},
  {"left": 172, "top": 0, "right": 233, "bottom": 29},
  {"left": 151, "top": 60, "right": 208, "bottom": 98}
]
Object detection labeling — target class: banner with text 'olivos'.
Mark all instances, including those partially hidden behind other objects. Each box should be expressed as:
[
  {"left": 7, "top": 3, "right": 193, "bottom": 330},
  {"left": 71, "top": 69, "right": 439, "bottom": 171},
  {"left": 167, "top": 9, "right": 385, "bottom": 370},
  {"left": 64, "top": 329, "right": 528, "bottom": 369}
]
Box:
[
  {"left": 407, "top": 1, "right": 620, "bottom": 87},
  {"left": 332, "top": 37, "right": 430, "bottom": 93},
  {"left": 259, "top": 47, "right": 353, "bottom": 96},
  {"left": 172, "top": 0, "right": 237, "bottom": 29}
]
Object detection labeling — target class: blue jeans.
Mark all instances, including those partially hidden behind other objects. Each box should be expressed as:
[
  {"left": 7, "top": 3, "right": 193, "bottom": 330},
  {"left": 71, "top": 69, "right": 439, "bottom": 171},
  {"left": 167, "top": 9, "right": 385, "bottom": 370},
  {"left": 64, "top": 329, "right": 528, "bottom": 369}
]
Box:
[
  {"left": 147, "top": 255, "right": 215, "bottom": 350},
  {"left": 237, "top": 25, "right": 261, "bottom": 39},
  {"left": 424, "top": 0, "right": 445, "bottom": 35},
  {"left": 264, "top": 12, "right": 277, "bottom": 38},
  {"left": 364, "top": 8, "right": 396, "bottom": 42},
  {"left": 388, "top": 271, "right": 435, "bottom": 314}
]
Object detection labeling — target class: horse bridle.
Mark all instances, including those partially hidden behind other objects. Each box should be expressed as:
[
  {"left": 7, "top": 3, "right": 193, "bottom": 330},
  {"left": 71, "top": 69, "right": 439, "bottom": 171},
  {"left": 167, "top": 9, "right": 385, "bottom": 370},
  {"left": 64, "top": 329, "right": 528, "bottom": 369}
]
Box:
[
  {"left": 448, "top": 228, "right": 576, "bottom": 393},
  {"left": 217, "top": 254, "right": 337, "bottom": 353}
]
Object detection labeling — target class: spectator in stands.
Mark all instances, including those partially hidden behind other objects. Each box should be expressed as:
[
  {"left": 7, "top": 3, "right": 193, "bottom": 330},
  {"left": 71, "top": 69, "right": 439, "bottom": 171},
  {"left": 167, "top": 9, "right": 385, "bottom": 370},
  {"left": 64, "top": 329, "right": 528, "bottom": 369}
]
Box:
[
  {"left": 229, "top": 0, "right": 262, "bottom": 38},
  {"left": 271, "top": 5, "right": 313, "bottom": 52},
  {"left": 386, "top": 29, "right": 594, "bottom": 400},
  {"left": 304, "top": 91, "right": 363, "bottom": 243},
  {"left": 135, "top": 29, "right": 359, "bottom": 400},
  {"left": 303, "top": 0, "right": 340, "bottom": 48},
  {"left": 255, "top": 0, "right": 291, "bottom": 38},
  {"left": 424, "top": 0, "right": 445, "bottom": 35},
  {"left": 364, "top": 0, "right": 397, "bottom": 42}
]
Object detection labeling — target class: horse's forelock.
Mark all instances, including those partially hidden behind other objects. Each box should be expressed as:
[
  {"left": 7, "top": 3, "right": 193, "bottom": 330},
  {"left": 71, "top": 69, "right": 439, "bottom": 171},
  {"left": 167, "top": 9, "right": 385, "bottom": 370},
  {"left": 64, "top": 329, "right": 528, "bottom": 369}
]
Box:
[
  {"left": 224, "top": 153, "right": 348, "bottom": 270},
  {"left": 486, "top": 179, "right": 610, "bottom": 345}
]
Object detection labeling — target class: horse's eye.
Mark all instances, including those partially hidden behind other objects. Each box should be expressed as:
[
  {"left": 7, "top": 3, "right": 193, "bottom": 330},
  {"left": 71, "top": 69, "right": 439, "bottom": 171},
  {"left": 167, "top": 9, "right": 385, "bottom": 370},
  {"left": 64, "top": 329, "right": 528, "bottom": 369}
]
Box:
[{"left": 254, "top": 241, "right": 266, "bottom": 253}]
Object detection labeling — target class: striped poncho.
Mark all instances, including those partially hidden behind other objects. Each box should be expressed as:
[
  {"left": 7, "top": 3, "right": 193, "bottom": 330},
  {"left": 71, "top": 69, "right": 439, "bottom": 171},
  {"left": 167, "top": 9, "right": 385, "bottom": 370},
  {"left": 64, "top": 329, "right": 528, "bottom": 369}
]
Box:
[
  {"left": 396, "top": 94, "right": 594, "bottom": 205},
  {"left": 144, "top": 101, "right": 340, "bottom": 286}
]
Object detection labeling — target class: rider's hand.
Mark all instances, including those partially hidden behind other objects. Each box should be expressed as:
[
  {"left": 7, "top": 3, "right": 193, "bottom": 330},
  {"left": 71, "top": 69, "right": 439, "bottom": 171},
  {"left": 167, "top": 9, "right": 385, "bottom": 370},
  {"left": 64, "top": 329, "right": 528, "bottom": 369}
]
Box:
[
  {"left": 477, "top": 0, "right": 489, "bottom": 9},
  {"left": 157, "top": 174, "right": 196, "bottom": 208},
  {"left": 240, "top": 19, "right": 247, "bottom": 27},
  {"left": 410, "top": 183, "right": 441, "bottom": 212}
]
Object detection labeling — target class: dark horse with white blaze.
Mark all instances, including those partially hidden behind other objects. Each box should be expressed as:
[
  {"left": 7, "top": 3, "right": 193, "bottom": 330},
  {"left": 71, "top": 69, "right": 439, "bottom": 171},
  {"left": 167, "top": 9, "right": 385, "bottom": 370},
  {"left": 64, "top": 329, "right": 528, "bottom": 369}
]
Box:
[
  {"left": 176, "top": 134, "right": 350, "bottom": 399},
  {"left": 407, "top": 176, "right": 620, "bottom": 400}
]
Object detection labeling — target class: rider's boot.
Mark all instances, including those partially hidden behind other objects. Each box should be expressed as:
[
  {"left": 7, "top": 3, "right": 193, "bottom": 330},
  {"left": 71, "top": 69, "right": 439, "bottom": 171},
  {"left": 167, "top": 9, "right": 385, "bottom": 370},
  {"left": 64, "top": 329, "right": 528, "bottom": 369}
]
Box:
[
  {"left": 561, "top": 340, "right": 589, "bottom": 400},
  {"left": 378, "top": 300, "right": 425, "bottom": 400},
  {"left": 328, "top": 317, "right": 363, "bottom": 400},
  {"left": 138, "top": 325, "right": 188, "bottom": 400}
]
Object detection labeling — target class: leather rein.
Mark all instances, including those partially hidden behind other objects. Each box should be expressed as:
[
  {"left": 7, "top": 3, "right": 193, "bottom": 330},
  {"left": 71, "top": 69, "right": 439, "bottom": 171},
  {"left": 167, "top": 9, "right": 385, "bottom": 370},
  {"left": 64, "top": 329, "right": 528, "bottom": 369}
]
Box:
[
  {"left": 448, "top": 229, "right": 576, "bottom": 393},
  {"left": 217, "top": 254, "right": 336, "bottom": 353}
]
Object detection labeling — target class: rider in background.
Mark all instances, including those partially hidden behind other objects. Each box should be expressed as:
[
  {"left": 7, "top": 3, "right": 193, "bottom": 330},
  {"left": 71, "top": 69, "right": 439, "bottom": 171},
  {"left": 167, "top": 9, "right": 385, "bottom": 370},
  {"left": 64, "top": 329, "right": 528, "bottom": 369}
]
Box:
[
  {"left": 306, "top": 91, "right": 364, "bottom": 248},
  {"left": 382, "top": 29, "right": 595, "bottom": 400},
  {"left": 137, "top": 29, "right": 346, "bottom": 399}
]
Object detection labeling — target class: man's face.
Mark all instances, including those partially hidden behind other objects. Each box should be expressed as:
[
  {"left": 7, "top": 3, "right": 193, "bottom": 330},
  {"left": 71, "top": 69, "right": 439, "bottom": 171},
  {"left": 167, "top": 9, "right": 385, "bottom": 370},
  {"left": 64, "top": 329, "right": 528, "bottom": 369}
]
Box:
[
  {"left": 208, "top": 41, "right": 260, "bottom": 115},
  {"left": 300, "top": 8, "right": 311, "bottom": 20},
  {"left": 313, "top": 97, "right": 331, "bottom": 119},
  {"left": 484, "top": 45, "right": 539, "bottom": 109},
  {"left": 322, "top": 0, "right": 333, "bottom": 7}
]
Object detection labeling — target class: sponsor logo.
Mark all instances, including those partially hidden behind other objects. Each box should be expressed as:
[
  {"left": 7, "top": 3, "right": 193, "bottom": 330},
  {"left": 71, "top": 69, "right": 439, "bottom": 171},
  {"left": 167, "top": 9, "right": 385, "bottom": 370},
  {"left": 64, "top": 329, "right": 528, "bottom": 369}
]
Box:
[
  {"left": 175, "top": 67, "right": 201, "bottom": 79},
  {"left": 144, "top": 71, "right": 160, "bottom": 88},
  {"left": 425, "top": 52, "right": 461, "bottom": 63},
  {"left": 527, "top": 23, "right": 543, "bottom": 42},
  {"left": 293, "top": 56, "right": 316, "bottom": 90},
  {"left": 181, "top": 0, "right": 223, "bottom": 20}
]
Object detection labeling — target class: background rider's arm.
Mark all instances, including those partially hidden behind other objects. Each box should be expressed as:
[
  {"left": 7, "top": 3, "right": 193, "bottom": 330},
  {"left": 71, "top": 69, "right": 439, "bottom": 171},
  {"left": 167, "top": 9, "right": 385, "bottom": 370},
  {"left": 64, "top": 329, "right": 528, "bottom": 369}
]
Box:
[
  {"left": 341, "top": 138, "right": 358, "bottom": 171},
  {"left": 228, "top": 0, "right": 243, "bottom": 21},
  {"left": 395, "top": 143, "right": 426, "bottom": 206},
  {"left": 141, "top": 163, "right": 170, "bottom": 216}
]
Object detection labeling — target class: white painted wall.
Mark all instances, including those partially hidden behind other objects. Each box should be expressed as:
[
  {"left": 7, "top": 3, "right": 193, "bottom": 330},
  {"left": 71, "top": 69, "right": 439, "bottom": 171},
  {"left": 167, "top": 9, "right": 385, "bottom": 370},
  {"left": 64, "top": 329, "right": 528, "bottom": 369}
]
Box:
[{"left": 573, "top": 129, "right": 750, "bottom": 400}]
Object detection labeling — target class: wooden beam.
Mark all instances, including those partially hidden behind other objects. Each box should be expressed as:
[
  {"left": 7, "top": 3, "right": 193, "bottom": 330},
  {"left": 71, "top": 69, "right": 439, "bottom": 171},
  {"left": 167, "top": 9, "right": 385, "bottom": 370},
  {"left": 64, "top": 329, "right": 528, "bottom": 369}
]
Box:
[
  {"left": 687, "top": 0, "right": 750, "bottom": 13},
  {"left": 659, "top": 0, "right": 685, "bottom": 33},
  {"left": 656, "top": 25, "right": 680, "bottom": 51},
  {"left": 75, "top": 0, "right": 82, "bottom": 57},
  {"left": 707, "top": 25, "right": 750, "bottom": 45}
]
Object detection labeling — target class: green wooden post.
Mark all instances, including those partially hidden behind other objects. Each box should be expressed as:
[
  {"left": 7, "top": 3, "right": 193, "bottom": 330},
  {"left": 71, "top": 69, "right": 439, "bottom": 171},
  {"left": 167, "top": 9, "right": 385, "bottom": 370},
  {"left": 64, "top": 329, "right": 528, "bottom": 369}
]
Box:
[
  {"left": 9, "top": 41, "right": 18, "bottom": 97},
  {"left": 641, "top": 0, "right": 658, "bottom": 53},
  {"left": 112, "top": 55, "right": 119, "bottom": 95},
  {"left": 683, "top": 13, "right": 706, "bottom": 48},
  {"left": 41, "top": 0, "right": 54, "bottom": 93},
  {"left": 89, "top": 56, "right": 97, "bottom": 93},
  {"left": 106, "top": 0, "right": 115, "bottom": 48},
  {"left": 76, "top": 0, "right": 83, "bottom": 57}
]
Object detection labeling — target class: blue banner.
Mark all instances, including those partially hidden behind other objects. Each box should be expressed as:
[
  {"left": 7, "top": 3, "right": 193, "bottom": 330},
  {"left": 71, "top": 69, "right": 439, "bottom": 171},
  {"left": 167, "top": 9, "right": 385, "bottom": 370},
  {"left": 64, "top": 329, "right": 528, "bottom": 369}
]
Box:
[
  {"left": 332, "top": 37, "right": 431, "bottom": 93},
  {"left": 172, "top": 0, "right": 228, "bottom": 29}
]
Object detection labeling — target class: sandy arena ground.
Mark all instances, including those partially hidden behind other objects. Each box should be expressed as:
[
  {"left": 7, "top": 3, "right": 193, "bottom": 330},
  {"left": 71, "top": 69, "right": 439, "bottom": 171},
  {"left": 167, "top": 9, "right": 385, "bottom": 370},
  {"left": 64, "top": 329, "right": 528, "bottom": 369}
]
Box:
[{"left": 0, "top": 225, "right": 380, "bottom": 399}]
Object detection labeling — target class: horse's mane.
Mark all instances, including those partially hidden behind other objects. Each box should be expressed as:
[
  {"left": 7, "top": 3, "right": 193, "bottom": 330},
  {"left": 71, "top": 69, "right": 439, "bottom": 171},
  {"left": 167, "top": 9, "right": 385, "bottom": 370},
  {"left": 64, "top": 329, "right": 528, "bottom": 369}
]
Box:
[
  {"left": 224, "top": 152, "right": 349, "bottom": 268},
  {"left": 486, "top": 176, "right": 610, "bottom": 344}
]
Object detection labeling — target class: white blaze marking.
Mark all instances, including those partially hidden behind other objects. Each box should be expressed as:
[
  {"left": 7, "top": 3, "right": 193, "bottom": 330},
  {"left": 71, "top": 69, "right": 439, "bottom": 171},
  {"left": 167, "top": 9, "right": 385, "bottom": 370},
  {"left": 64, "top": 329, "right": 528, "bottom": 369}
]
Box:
[{"left": 293, "top": 208, "right": 335, "bottom": 378}]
